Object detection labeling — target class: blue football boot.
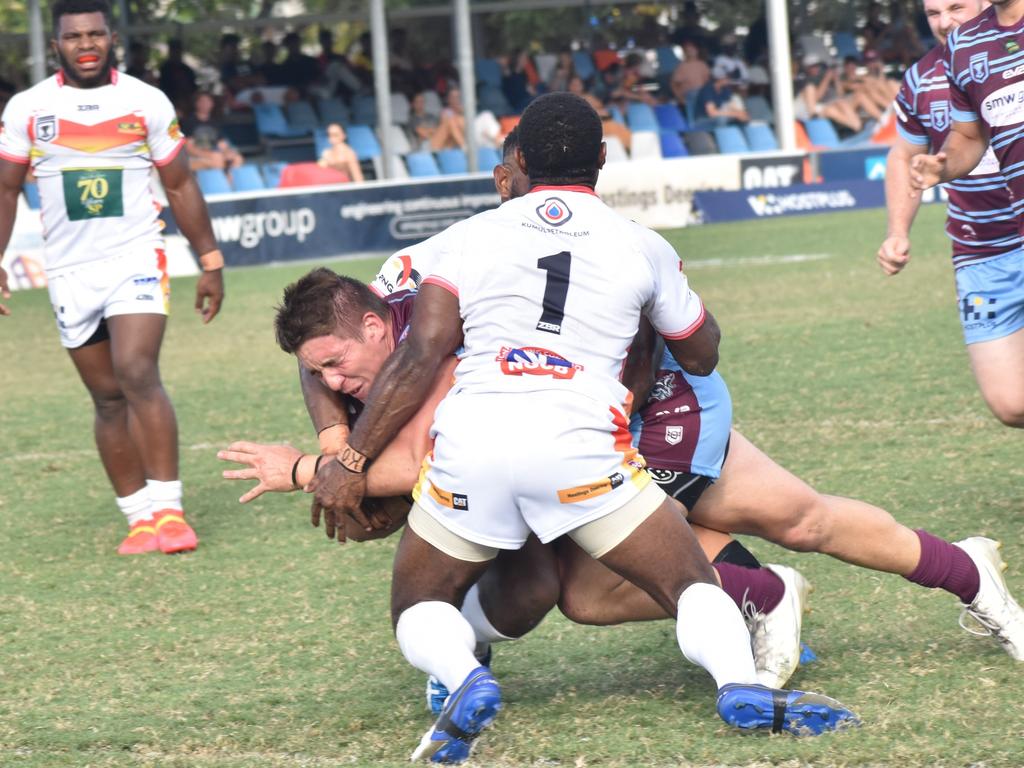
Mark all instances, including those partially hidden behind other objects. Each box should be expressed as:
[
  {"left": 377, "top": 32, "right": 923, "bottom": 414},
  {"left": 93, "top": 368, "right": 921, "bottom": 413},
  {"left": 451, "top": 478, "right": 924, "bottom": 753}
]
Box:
[
  {"left": 411, "top": 666, "right": 502, "bottom": 763},
  {"left": 716, "top": 683, "right": 860, "bottom": 736},
  {"left": 426, "top": 646, "right": 492, "bottom": 716}
]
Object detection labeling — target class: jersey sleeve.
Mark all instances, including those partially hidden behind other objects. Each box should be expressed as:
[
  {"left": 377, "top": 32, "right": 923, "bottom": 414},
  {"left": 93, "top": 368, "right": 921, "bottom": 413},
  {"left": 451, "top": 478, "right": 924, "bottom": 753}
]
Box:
[
  {"left": 145, "top": 87, "right": 186, "bottom": 166},
  {"left": 0, "top": 94, "right": 32, "bottom": 165},
  {"left": 640, "top": 230, "right": 706, "bottom": 340},
  {"left": 894, "top": 64, "right": 929, "bottom": 146},
  {"left": 420, "top": 228, "right": 461, "bottom": 298},
  {"left": 945, "top": 31, "right": 978, "bottom": 124}
]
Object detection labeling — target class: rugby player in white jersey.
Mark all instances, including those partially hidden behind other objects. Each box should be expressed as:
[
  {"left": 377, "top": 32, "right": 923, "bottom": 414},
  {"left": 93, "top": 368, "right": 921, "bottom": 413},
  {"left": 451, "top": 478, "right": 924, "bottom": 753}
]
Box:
[
  {"left": 909, "top": 0, "right": 1024, "bottom": 428},
  {"left": 303, "top": 93, "right": 860, "bottom": 760},
  {"left": 0, "top": 0, "right": 225, "bottom": 554}
]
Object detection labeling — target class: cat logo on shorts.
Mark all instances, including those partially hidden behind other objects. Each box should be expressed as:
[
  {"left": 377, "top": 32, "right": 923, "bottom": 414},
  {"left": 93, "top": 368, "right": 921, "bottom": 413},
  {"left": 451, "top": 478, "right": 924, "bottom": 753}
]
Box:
[
  {"left": 665, "top": 426, "right": 683, "bottom": 445},
  {"left": 36, "top": 115, "right": 57, "bottom": 142},
  {"left": 497, "top": 346, "right": 583, "bottom": 379}
]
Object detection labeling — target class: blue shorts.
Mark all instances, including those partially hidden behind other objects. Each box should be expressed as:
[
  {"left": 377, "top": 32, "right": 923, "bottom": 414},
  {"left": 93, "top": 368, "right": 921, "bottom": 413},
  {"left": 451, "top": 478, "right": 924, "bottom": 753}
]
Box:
[{"left": 955, "top": 248, "right": 1024, "bottom": 345}]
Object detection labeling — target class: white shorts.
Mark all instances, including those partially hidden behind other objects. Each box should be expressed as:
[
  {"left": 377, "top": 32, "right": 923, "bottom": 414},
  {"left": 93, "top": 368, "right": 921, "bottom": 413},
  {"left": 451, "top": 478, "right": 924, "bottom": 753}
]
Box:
[
  {"left": 412, "top": 390, "right": 657, "bottom": 549},
  {"left": 47, "top": 249, "right": 169, "bottom": 349}
]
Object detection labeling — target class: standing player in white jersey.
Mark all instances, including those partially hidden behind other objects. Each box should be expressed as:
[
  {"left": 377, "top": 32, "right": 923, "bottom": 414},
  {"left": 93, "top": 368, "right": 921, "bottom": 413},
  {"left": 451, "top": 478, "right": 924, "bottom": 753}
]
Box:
[
  {"left": 307, "top": 93, "right": 859, "bottom": 762},
  {"left": 0, "top": 0, "right": 225, "bottom": 554},
  {"left": 908, "top": 0, "right": 1024, "bottom": 428}
]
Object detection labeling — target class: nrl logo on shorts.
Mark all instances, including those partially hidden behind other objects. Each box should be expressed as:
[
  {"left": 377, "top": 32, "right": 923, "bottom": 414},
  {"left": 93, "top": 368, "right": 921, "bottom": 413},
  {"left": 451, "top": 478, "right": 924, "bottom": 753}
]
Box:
[
  {"left": 35, "top": 115, "right": 57, "bottom": 142},
  {"left": 930, "top": 100, "right": 949, "bottom": 132},
  {"left": 969, "top": 52, "right": 989, "bottom": 83},
  {"left": 665, "top": 425, "right": 683, "bottom": 445}
]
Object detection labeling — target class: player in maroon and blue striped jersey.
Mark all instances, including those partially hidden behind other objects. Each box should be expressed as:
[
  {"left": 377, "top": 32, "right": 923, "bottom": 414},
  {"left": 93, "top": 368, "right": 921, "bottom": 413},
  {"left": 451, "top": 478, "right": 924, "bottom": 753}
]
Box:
[{"left": 909, "top": 0, "right": 1024, "bottom": 428}]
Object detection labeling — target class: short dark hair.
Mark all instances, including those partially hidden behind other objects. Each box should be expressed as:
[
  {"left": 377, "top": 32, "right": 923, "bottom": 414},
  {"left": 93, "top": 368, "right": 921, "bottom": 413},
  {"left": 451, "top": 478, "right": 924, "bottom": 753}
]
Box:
[
  {"left": 502, "top": 126, "right": 520, "bottom": 160},
  {"left": 275, "top": 269, "right": 388, "bottom": 354},
  {"left": 51, "top": 0, "right": 112, "bottom": 36},
  {"left": 516, "top": 92, "right": 602, "bottom": 185}
]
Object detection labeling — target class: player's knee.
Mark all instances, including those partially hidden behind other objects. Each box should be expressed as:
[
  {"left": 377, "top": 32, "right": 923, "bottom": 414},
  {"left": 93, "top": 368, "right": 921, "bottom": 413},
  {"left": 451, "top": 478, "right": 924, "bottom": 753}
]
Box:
[
  {"left": 113, "top": 358, "right": 162, "bottom": 396},
  {"left": 557, "top": 581, "right": 616, "bottom": 626},
  {"left": 985, "top": 397, "right": 1024, "bottom": 428},
  {"left": 88, "top": 387, "right": 128, "bottom": 419},
  {"left": 771, "top": 495, "right": 830, "bottom": 552}
]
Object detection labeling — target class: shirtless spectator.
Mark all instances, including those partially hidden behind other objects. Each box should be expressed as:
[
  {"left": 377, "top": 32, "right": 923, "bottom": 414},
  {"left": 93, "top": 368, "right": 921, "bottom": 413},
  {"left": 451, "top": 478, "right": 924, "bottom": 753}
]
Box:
[
  {"left": 837, "top": 55, "right": 886, "bottom": 121},
  {"left": 182, "top": 92, "right": 243, "bottom": 174},
  {"left": 861, "top": 48, "right": 901, "bottom": 106},
  {"left": 670, "top": 38, "right": 710, "bottom": 105},
  {"left": 793, "top": 54, "right": 862, "bottom": 132},
  {"left": 318, "top": 122, "right": 364, "bottom": 183}
]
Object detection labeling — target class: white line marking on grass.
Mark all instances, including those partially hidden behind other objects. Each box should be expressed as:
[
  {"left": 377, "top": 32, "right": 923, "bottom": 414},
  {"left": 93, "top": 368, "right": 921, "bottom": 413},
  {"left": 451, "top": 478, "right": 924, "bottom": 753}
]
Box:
[{"left": 686, "top": 253, "right": 832, "bottom": 269}]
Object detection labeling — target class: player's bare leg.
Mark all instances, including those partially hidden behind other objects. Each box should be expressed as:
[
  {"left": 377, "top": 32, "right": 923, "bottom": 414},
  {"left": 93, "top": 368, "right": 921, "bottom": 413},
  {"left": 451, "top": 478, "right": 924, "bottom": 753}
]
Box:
[
  {"left": 689, "top": 430, "right": 1024, "bottom": 659},
  {"left": 391, "top": 524, "right": 500, "bottom": 763},
  {"left": 967, "top": 327, "right": 1024, "bottom": 427}
]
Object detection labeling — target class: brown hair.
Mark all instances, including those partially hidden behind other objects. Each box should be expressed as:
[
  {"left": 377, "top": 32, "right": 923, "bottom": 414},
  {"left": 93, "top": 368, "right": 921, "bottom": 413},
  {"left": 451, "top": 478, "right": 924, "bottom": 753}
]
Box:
[{"left": 275, "top": 268, "right": 387, "bottom": 353}]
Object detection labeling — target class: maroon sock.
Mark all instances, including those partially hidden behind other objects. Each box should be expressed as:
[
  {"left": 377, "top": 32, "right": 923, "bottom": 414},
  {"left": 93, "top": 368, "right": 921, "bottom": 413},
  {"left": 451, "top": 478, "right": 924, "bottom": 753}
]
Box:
[
  {"left": 714, "top": 562, "right": 785, "bottom": 614},
  {"left": 905, "top": 529, "right": 980, "bottom": 604}
]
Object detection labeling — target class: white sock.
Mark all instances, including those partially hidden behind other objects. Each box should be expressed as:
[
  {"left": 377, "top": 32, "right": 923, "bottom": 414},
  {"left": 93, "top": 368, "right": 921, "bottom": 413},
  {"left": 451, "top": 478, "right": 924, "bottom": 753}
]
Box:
[
  {"left": 396, "top": 601, "right": 481, "bottom": 693},
  {"left": 676, "top": 582, "right": 759, "bottom": 689},
  {"left": 116, "top": 487, "right": 152, "bottom": 526},
  {"left": 461, "top": 584, "right": 515, "bottom": 658},
  {"left": 147, "top": 479, "right": 183, "bottom": 516}
]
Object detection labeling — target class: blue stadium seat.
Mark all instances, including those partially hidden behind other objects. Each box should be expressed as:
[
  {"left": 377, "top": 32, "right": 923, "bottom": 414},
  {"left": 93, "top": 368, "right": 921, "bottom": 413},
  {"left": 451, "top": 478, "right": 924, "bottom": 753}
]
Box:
[
  {"left": 683, "top": 130, "right": 717, "bottom": 155},
  {"left": 608, "top": 104, "right": 626, "bottom": 125},
  {"left": 659, "top": 131, "right": 689, "bottom": 158},
  {"left": 196, "top": 168, "right": 232, "bottom": 196},
  {"left": 220, "top": 122, "right": 261, "bottom": 152},
  {"left": 713, "top": 125, "right": 750, "bottom": 154},
  {"left": 22, "top": 182, "right": 41, "bottom": 210},
  {"left": 253, "top": 103, "right": 308, "bottom": 138},
  {"left": 626, "top": 103, "right": 660, "bottom": 132},
  {"left": 317, "top": 96, "right": 350, "bottom": 126},
  {"left": 654, "top": 103, "right": 688, "bottom": 133},
  {"left": 683, "top": 88, "right": 702, "bottom": 127},
  {"left": 475, "top": 58, "right": 504, "bottom": 89},
  {"left": 804, "top": 117, "right": 841, "bottom": 149},
  {"left": 745, "top": 95, "right": 774, "bottom": 124},
  {"left": 230, "top": 164, "right": 266, "bottom": 192},
  {"left": 478, "top": 146, "right": 502, "bottom": 169},
  {"left": 437, "top": 148, "right": 468, "bottom": 175},
  {"left": 351, "top": 94, "right": 377, "bottom": 125},
  {"left": 286, "top": 101, "right": 320, "bottom": 133},
  {"left": 745, "top": 122, "right": 779, "bottom": 152},
  {"left": 261, "top": 162, "right": 287, "bottom": 188},
  {"left": 833, "top": 31, "right": 860, "bottom": 61},
  {"left": 405, "top": 151, "right": 441, "bottom": 177},
  {"left": 478, "top": 86, "right": 514, "bottom": 116},
  {"left": 314, "top": 128, "right": 330, "bottom": 159},
  {"left": 573, "top": 51, "right": 596, "bottom": 83},
  {"left": 345, "top": 124, "right": 382, "bottom": 160}
]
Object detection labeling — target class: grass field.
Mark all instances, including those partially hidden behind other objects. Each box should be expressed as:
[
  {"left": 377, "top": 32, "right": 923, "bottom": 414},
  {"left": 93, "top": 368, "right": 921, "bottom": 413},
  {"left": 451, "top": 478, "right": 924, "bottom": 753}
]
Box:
[{"left": 2, "top": 204, "right": 1023, "bottom": 767}]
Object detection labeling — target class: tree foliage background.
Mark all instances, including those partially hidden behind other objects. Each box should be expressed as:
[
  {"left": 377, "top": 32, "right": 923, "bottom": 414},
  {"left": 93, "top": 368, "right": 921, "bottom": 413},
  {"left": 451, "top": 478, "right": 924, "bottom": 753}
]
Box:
[{"left": 1, "top": 0, "right": 905, "bottom": 87}]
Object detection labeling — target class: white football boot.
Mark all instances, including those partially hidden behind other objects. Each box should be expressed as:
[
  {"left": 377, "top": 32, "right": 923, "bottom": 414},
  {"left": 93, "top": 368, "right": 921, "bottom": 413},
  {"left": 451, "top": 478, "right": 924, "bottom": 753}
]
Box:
[
  {"left": 953, "top": 537, "right": 1024, "bottom": 661},
  {"left": 744, "top": 564, "right": 810, "bottom": 688}
]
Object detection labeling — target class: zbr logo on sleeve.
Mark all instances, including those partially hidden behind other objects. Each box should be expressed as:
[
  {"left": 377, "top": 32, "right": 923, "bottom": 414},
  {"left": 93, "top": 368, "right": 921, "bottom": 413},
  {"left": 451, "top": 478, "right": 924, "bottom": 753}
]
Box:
[{"left": 536, "top": 197, "right": 573, "bottom": 227}]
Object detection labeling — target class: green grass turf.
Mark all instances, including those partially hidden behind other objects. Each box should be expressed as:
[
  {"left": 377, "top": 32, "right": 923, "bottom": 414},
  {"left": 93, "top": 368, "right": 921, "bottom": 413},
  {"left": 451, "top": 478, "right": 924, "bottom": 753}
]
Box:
[{"left": 2, "top": 204, "right": 1022, "bottom": 767}]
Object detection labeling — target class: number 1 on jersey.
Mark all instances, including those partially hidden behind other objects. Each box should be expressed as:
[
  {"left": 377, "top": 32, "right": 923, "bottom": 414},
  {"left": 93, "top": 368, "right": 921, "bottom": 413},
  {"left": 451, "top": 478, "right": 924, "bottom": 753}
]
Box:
[{"left": 536, "top": 251, "right": 571, "bottom": 334}]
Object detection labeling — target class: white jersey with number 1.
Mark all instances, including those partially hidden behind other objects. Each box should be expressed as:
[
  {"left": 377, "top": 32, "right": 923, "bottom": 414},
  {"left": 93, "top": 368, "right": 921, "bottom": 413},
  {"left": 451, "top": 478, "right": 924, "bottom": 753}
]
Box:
[
  {"left": 423, "top": 186, "right": 705, "bottom": 409},
  {"left": 0, "top": 70, "right": 184, "bottom": 276}
]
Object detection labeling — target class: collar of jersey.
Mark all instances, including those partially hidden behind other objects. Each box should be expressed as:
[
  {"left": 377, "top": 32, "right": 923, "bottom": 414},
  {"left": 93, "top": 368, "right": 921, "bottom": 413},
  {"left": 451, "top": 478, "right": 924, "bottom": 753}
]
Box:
[
  {"left": 530, "top": 184, "right": 598, "bottom": 196},
  {"left": 56, "top": 68, "right": 119, "bottom": 87}
]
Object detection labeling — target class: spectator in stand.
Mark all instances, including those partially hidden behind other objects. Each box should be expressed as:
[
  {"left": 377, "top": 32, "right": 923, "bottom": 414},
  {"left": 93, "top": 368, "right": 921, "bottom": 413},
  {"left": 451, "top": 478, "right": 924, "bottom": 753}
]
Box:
[
  {"left": 126, "top": 41, "right": 156, "bottom": 86},
  {"left": 547, "top": 51, "right": 576, "bottom": 93},
  {"left": 837, "top": 55, "right": 886, "bottom": 121},
  {"left": 182, "top": 92, "right": 243, "bottom": 175},
  {"left": 670, "top": 37, "right": 710, "bottom": 106},
  {"left": 219, "top": 33, "right": 259, "bottom": 98},
  {"left": 158, "top": 39, "right": 196, "bottom": 113},
  {"left": 254, "top": 39, "right": 284, "bottom": 86},
  {"left": 318, "top": 123, "right": 364, "bottom": 183},
  {"left": 315, "top": 28, "right": 363, "bottom": 102},
  {"left": 861, "top": 2, "right": 889, "bottom": 52},
  {"left": 712, "top": 32, "right": 750, "bottom": 85},
  {"left": 280, "top": 32, "right": 320, "bottom": 98},
  {"left": 695, "top": 61, "right": 749, "bottom": 125},
  {"left": 501, "top": 51, "right": 538, "bottom": 113},
  {"left": 671, "top": 1, "right": 713, "bottom": 55},
  {"left": 607, "top": 52, "right": 659, "bottom": 107},
  {"left": 407, "top": 91, "right": 440, "bottom": 149},
  {"left": 349, "top": 31, "right": 375, "bottom": 88},
  {"left": 861, "top": 48, "right": 900, "bottom": 105},
  {"left": 793, "top": 53, "right": 862, "bottom": 133},
  {"left": 568, "top": 74, "right": 632, "bottom": 151}
]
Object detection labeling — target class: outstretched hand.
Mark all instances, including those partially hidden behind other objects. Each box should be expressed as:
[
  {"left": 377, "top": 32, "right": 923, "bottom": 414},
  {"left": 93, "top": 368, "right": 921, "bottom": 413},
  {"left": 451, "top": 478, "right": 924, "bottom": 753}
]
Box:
[{"left": 218, "top": 440, "right": 302, "bottom": 503}]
